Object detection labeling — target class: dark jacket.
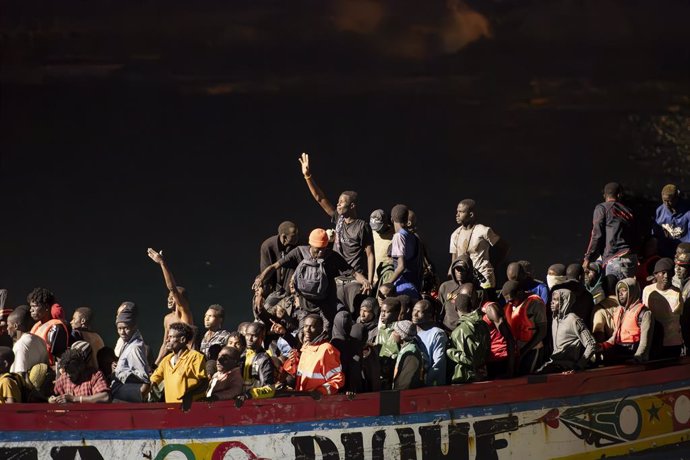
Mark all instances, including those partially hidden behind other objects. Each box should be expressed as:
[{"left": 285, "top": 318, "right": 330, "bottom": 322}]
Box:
[{"left": 584, "top": 201, "right": 637, "bottom": 265}]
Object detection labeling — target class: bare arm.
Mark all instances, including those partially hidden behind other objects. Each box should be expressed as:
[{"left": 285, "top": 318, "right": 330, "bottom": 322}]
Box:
[
  {"left": 252, "top": 261, "right": 281, "bottom": 291},
  {"left": 147, "top": 248, "right": 192, "bottom": 324},
  {"left": 299, "top": 153, "right": 336, "bottom": 218},
  {"left": 389, "top": 255, "right": 405, "bottom": 285},
  {"left": 364, "top": 244, "right": 375, "bottom": 285}
]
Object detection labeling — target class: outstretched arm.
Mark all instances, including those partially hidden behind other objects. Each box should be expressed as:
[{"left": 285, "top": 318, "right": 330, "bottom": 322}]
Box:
[
  {"left": 147, "top": 248, "right": 192, "bottom": 322},
  {"left": 299, "top": 153, "right": 336, "bottom": 218}
]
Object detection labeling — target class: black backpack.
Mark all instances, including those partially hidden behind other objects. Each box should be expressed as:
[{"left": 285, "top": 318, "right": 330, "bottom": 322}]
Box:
[{"left": 294, "top": 246, "right": 329, "bottom": 301}]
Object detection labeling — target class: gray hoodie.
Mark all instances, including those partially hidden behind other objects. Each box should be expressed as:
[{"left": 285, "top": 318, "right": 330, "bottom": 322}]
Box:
[{"left": 541, "top": 287, "right": 599, "bottom": 371}]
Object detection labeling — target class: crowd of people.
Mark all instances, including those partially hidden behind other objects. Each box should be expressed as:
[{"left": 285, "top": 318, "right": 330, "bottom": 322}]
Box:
[{"left": 1, "top": 154, "right": 689, "bottom": 405}]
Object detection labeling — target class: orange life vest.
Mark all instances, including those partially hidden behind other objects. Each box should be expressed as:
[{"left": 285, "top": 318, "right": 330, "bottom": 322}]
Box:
[
  {"left": 616, "top": 302, "right": 646, "bottom": 345},
  {"left": 30, "top": 319, "right": 69, "bottom": 364},
  {"left": 504, "top": 295, "right": 542, "bottom": 343}
]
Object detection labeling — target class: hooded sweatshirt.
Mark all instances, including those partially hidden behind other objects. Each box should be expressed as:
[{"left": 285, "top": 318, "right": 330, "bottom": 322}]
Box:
[
  {"left": 541, "top": 287, "right": 598, "bottom": 371},
  {"left": 607, "top": 278, "right": 653, "bottom": 361},
  {"left": 438, "top": 255, "right": 478, "bottom": 332}
]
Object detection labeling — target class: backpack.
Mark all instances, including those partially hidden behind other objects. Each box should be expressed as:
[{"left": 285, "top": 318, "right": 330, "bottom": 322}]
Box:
[{"left": 294, "top": 246, "right": 329, "bottom": 301}]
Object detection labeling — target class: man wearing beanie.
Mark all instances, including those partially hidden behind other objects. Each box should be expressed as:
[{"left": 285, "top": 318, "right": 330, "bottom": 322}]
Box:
[
  {"left": 253, "top": 228, "right": 371, "bottom": 330},
  {"left": 642, "top": 258, "right": 684, "bottom": 359},
  {"left": 653, "top": 184, "right": 690, "bottom": 258},
  {"left": 112, "top": 302, "right": 151, "bottom": 402},
  {"left": 299, "top": 153, "right": 375, "bottom": 286},
  {"left": 582, "top": 182, "right": 637, "bottom": 280},
  {"left": 391, "top": 320, "right": 424, "bottom": 390}
]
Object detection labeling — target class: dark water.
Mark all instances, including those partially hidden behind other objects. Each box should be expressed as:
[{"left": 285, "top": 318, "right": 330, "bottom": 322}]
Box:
[{"left": 0, "top": 76, "right": 686, "bottom": 348}]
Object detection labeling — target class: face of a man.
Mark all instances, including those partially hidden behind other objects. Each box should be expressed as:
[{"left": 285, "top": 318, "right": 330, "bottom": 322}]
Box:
[
  {"left": 662, "top": 193, "right": 678, "bottom": 212},
  {"left": 303, "top": 317, "right": 322, "bottom": 343},
  {"left": 245, "top": 325, "right": 263, "bottom": 351},
  {"left": 453, "top": 264, "right": 470, "bottom": 283},
  {"left": 280, "top": 227, "right": 298, "bottom": 246},
  {"left": 654, "top": 270, "right": 673, "bottom": 290},
  {"left": 584, "top": 268, "right": 597, "bottom": 287},
  {"left": 6, "top": 319, "right": 18, "bottom": 339},
  {"left": 411, "top": 303, "right": 429, "bottom": 325},
  {"left": 380, "top": 305, "right": 396, "bottom": 325},
  {"left": 117, "top": 322, "right": 135, "bottom": 342},
  {"left": 216, "top": 349, "right": 239, "bottom": 373},
  {"left": 204, "top": 309, "right": 222, "bottom": 331},
  {"left": 676, "top": 264, "right": 688, "bottom": 281},
  {"left": 29, "top": 302, "right": 48, "bottom": 322},
  {"left": 309, "top": 245, "right": 326, "bottom": 259},
  {"left": 166, "top": 329, "right": 187, "bottom": 353},
  {"left": 617, "top": 285, "right": 629, "bottom": 307},
  {"left": 359, "top": 307, "right": 374, "bottom": 323},
  {"left": 167, "top": 292, "right": 176, "bottom": 310},
  {"left": 455, "top": 203, "right": 472, "bottom": 226},
  {"left": 227, "top": 336, "right": 244, "bottom": 352},
  {"left": 550, "top": 291, "right": 561, "bottom": 314},
  {"left": 71, "top": 312, "right": 84, "bottom": 330},
  {"left": 336, "top": 194, "right": 354, "bottom": 216}
]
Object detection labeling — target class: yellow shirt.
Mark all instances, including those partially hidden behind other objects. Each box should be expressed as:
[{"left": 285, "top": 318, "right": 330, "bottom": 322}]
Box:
[
  {"left": 0, "top": 373, "right": 21, "bottom": 403},
  {"left": 150, "top": 349, "right": 207, "bottom": 403}
]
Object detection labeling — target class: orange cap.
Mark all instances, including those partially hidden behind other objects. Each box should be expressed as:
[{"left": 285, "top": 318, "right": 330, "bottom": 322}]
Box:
[{"left": 308, "top": 228, "right": 329, "bottom": 249}]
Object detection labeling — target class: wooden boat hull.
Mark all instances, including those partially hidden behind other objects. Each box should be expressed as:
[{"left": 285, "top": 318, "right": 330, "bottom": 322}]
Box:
[{"left": 2, "top": 358, "right": 689, "bottom": 459}]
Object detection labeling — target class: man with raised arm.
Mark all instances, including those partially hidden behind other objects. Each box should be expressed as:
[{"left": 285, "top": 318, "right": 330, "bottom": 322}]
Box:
[
  {"left": 147, "top": 248, "right": 195, "bottom": 366},
  {"left": 298, "top": 153, "right": 375, "bottom": 289}
]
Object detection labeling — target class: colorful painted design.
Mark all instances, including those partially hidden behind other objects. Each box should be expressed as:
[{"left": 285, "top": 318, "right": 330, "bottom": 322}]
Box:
[{"left": 1, "top": 363, "right": 689, "bottom": 459}]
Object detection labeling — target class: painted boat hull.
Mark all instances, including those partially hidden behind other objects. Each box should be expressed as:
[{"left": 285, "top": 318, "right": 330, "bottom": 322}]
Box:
[{"left": 2, "top": 358, "right": 689, "bottom": 459}]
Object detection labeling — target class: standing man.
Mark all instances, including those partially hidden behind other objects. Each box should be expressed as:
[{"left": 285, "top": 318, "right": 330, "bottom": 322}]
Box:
[
  {"left": 259, "top": 221, "right": 299, "bottom": 294},
  {"left": 298, "top": 153, "right": 375, "bottom": 287},
  {"left": 294, "top": 315, "right": 344, "bottom": 396},
  {"left": 147, "top": 248, "right": 195, "bottom": 366},
  {"left": 653, "top": 184, "right": 690, "bottom": 258},
  {"left": 70, "top": 307, "right": 105, "bottom": 370},
  {"left": 583, "top": 182, "right": 638, "bottom": 280},
  {"left": 369, "top": 209, "right": 394, "bottom": 289},
  {"left": 501, "top": 281, "right": 547, "bottom": 375},
  {"left": 449, "top": 199, "right": 508, "bottom": 290},
  {"left": 112, "top": 302, "right": 151, "bottom": 402},
  {"left": 200, "top": 304, "right": 231, "bottom": 361},
  {"left": 389, "top": 204, "right": 423, "bottom": 300},
  {"left": 141, "top": 322, "right": 207, "bottom": 404},
  {"left": 241, "top": 322, "right": 275, "bottom": 399}
]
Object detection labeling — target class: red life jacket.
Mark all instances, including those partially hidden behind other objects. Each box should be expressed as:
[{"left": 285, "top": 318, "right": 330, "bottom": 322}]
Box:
[
  {"left": 482, "top": 302, "right": 508, "bottom": 362},
  {"left": 616, "top": 302, "right": 646, "bottom": 345},
  {"left": 504, "top": 295, "right": 542, "bottom": 343},
  {"left": 30, "top": 319, "right": 69, "bottom": 365}
]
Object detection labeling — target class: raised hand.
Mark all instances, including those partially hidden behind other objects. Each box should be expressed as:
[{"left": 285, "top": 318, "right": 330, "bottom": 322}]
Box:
[
  {"left": 147, "top": 248, "right": 164, "bottom": 265},
  {"left": 298, "top": 152, "right": 311, "bottom": 177}
]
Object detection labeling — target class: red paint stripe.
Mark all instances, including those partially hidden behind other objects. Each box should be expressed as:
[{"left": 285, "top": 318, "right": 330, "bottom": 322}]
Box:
[{"left": 2, "top": 358, "right": 689, "bottom": 432}]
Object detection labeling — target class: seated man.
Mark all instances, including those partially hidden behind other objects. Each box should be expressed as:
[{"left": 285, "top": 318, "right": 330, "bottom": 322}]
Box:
[
  {"left": 0, "top": 347, "right": 22, "bottom": 403},
  {"left": 141, "top": 322, "right": 207, "bottom": 404},
  {"left": 412, "top": 299, "right": 447, "bottom": 386},
  {"left": 356, "top": 297, "right": 379, "bottom": 343},
  {"left": 51, "top": 347, "right": 110, "bottom": 404},
  {"left": 591, "top": 275, "right": 622, "bottom": 343},
  {"left": 206, "top": 346, "right": 243, "bottom": 401},
  {"left": 295, "top": 315, "right": 344, "bottom": 396},
  {"left": 602, "top": 278, "right": 653, "bottom": 363},
  {"left": 446, "top": 287, "right": 490, "bottom": 383},
  {"left": 482, "top": 294, "right": 517, "bottom": 379},
  {"left": 241, "top": 322, "right": 276, "bottom": 399},
  {"left": 642, "top": 258, "right": 683, "bottom": 359},
  {"left": 112, "top": 302, "right": 151, "bottom": 402},
  {"left": 438, "top": 255, "right": 478, "bottom": 333},
  {"left": 28, "top": 287, "right": 69, "bottom": 365},
  {"left": 375, "top": 297, "right": 401, "bottom": 390},
  {"left": 501, "top": 281, "right": 547, "bottom": 375},
  {"left": 70, "top": 306, "right": 105, "bottom": 370},
  {"left": 537, "top": 287, "right": 599, "bottom": 374},
  {"left": 390, "top": 320, "right": 424, "bottom": 390},
  {"left": 7, "top": 306, "right": 48, "bottom": 378}
]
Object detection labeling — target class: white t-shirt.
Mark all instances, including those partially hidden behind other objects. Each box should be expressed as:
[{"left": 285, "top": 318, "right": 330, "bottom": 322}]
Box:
[
  {"left": 449, "top": 223, "right": 500, "bottom": 287},
  {"left": 11, "top": 333, "right": 49, "bottom": 373},
  {"left": 642, "top": 284, "right": 683, "bottom": 347}
]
